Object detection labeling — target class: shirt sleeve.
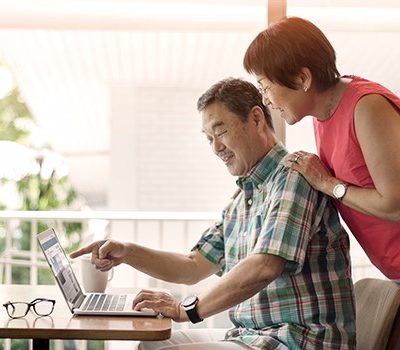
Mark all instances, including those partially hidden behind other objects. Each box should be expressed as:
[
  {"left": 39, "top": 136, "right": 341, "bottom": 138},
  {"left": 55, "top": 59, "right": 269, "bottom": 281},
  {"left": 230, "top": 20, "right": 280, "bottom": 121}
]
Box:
[
  {"left": 252, "top": 167, "right": 323, "bottom": 274},
  {"left": 192, "top": 220, "right": 226, "bottom": 276}
]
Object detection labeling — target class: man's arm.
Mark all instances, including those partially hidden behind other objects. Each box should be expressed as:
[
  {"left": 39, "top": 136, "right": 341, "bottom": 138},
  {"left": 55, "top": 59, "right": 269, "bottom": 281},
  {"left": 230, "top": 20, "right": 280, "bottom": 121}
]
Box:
[
  {"left": 122, "top": 244, "right": 219, "bottom": 284},
  {"left": 133, "top": 252, "right": 285, "bottom": 321},
  {"left": 70, "top": 240, "right": 219, "bottom": 285},
  {"left": 196, "top": 253, "right": 285, "bottom": 318}
]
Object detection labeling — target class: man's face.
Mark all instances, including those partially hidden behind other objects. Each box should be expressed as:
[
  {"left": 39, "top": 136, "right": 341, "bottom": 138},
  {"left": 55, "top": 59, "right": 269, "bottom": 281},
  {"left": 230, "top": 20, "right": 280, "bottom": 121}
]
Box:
[{"left": 201, "top": 102, "right": 261, "bottom": 176}]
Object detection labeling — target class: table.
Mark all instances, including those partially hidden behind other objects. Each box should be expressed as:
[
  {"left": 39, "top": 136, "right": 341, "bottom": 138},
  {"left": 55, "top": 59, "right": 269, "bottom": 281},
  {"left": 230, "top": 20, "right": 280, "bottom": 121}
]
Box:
[{"left": 0, "top": 284, "right": 171, "bottom": 350}]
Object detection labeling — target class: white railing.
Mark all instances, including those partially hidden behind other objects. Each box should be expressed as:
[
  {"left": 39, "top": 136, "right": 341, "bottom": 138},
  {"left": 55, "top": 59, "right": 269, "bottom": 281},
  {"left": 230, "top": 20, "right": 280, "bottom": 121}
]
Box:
[{"left": 0, "top": 210, "right": 220, "bottom": 285}]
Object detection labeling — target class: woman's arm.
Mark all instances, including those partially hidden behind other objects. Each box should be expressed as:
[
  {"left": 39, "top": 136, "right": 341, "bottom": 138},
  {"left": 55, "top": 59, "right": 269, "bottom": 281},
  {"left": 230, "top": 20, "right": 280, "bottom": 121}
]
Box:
[
  {"left": 349, "top": 94, "right": 400, "bottom": 221},
  {"left": 289, "top": 93, "right": 400, "bottom": 222}
]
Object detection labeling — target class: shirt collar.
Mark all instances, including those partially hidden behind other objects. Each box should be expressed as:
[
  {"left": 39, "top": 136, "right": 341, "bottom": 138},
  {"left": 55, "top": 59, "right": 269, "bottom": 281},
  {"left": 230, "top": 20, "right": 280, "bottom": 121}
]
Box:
[{"left": 236, "top": 142, "right": 288, "bottom": 189}]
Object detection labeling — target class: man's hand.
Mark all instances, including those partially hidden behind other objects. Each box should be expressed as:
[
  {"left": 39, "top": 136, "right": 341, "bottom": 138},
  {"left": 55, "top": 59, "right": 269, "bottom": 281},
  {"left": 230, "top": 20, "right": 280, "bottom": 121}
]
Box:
[
  {"left": 70, "top": 240, "right": 131, "bottom": 272},
  {"left": 132, "top": 289, "right": 187, "bottom": 322}
]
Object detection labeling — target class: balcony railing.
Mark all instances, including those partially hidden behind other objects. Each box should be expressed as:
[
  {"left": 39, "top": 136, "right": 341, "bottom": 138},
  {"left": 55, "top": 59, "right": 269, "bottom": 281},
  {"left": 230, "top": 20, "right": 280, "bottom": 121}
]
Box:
[{"left": 0, "top": 210, "right": 219, "bottom": 285}]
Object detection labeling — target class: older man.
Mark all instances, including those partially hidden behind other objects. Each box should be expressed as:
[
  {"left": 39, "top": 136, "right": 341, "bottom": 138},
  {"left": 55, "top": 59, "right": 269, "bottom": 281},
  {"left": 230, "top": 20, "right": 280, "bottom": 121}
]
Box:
[{"left": 71, "top": 78, "right": 355, "bottom": 350}]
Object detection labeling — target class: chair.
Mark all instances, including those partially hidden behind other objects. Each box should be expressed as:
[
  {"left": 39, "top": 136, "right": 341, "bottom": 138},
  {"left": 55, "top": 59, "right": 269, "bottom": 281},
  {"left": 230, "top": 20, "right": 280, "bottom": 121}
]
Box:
[{"left": 354, "top": 278, "right": 400, "bottom": 350}]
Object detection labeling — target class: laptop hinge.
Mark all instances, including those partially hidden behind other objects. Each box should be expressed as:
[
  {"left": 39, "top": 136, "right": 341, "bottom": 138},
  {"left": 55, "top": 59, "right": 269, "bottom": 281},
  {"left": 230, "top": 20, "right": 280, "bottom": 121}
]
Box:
[{"left": 74, "top": 294, "right": 86, "bottom": 309}]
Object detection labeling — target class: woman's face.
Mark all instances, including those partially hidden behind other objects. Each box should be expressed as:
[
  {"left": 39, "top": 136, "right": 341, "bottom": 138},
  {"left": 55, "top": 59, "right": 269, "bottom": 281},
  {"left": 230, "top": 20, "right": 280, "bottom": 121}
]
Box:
[{"left": 256, "top": 75, "right": 310, "bottom": 125}]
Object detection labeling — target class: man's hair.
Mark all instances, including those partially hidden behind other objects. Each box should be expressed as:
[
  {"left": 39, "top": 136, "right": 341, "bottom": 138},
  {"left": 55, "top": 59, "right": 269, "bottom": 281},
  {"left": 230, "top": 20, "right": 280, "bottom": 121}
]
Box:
[
  {"left": 243, "top": 17, "right": 340, "bottom": 92},
  {"left": 197, "top": 78, "right": 274, "bottom": 130}
]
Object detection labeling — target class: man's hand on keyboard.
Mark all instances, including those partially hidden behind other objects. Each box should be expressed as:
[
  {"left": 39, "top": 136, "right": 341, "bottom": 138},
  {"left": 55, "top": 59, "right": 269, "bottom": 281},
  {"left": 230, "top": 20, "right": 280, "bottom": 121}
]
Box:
[{"left": 132, "top": 289, "right": 186, "bottom": 322}]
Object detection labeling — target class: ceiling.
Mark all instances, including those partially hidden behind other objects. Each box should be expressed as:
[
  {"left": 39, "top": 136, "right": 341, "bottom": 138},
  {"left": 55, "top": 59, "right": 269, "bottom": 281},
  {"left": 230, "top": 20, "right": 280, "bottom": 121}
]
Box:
[
  {"left": 0, "top": 0, "right": 399, "bottom": 154},
  {"left": 0, "top": 0, "right": 269, "bottom": 155}
]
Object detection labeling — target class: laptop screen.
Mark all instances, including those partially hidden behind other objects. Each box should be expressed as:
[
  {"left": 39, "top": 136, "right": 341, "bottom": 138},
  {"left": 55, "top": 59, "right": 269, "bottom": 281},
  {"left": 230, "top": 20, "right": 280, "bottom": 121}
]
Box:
[{"left": 38, "top": 228, "right": 83, "bottom": 311}]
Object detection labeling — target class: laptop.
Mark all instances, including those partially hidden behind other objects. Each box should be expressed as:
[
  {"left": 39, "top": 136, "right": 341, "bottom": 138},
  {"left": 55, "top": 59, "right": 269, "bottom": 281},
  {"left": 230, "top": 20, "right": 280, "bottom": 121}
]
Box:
[{"left": 38, "top": 228, "right": 157, "bottom": 316}]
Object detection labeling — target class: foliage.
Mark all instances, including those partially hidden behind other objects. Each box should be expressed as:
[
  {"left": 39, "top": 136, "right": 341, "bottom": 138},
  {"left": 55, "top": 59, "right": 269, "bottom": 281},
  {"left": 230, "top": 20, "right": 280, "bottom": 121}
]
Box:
[
  {"left": 17, "top": 156, "right": 78, "bottom": 211},
  {"left": 0, "top": 87, "right": 33, "bottom": 144},
  {"left": 0, "top": 63, "right": 83, "bottom": 284},
  {"left": 0, "top": 59, "right": 99, "bottom": 350}
]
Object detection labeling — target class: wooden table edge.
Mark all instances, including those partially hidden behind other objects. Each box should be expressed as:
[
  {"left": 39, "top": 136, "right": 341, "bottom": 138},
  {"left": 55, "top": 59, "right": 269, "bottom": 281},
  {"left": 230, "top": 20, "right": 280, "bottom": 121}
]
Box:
[{"left": 0, "top": 327, "right": 172, "bottom": 341}]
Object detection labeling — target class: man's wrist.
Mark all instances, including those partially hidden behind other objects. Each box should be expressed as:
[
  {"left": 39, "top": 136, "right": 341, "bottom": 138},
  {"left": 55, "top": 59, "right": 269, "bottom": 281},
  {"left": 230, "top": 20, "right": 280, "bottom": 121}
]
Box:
[
  {"left": 123, "top": 242, "right": 136, "bottom": 264},
  {"left": 178, "top": 302, "right": 189, "bottom": 322}
]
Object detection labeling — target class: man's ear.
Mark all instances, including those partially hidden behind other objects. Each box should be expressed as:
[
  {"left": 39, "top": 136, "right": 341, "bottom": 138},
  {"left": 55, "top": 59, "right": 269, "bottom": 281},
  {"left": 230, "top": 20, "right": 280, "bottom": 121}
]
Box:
[
  {"left": 295, "top": 67, "right": 312, "bottom": 92},
  {"left": 249, "top": 106, "right": 265, "bottom": 128}
]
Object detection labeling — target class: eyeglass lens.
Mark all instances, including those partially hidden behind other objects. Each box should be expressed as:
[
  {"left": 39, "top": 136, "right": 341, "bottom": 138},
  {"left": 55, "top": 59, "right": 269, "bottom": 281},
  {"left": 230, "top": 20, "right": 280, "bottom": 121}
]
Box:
[{"left": 4, "top": 299, "right": 55, "bottom": 319}]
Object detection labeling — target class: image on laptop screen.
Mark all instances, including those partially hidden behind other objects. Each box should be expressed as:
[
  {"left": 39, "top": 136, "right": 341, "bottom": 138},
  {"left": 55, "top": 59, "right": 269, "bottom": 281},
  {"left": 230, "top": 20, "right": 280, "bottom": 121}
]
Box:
[{"left": 39, "top": 229, "right": 82, "bottom": 311}]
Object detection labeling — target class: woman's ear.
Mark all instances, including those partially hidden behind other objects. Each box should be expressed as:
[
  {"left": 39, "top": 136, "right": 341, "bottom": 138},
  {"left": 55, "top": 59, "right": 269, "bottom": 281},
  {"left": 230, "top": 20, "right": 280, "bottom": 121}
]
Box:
[{"left": 296, "top": 67, "right": 312, "bottom": 92}]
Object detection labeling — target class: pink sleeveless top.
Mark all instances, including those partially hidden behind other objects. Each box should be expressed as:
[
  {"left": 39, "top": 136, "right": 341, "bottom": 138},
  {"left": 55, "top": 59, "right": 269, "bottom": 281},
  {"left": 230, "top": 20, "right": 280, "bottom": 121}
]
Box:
[{"left": 314, "top": 76, "right": 400, "bottom": 279}]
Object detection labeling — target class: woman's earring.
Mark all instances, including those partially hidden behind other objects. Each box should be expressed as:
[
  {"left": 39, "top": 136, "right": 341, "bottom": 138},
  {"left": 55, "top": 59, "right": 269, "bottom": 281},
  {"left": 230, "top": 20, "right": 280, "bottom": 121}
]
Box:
[{"left": 303, "top": 86, "right": 309, "bottom": 92}]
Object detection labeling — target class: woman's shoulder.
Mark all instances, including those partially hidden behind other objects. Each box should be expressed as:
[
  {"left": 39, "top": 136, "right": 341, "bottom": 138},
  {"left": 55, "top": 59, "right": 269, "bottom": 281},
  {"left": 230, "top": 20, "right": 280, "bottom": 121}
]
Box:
[{"left": 343, "top": 75, "right": 397, "bottom": 96}]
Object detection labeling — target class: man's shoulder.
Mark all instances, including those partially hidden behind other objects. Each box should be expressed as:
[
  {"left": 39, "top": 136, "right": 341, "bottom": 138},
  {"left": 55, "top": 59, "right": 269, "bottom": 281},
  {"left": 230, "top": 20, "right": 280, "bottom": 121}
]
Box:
[{"left": 262, "top": 158, "right": 313, "bottom": 193}]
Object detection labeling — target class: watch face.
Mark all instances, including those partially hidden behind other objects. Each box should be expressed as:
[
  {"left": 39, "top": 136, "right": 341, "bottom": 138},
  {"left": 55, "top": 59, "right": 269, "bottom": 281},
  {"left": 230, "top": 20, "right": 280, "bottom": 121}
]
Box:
[
  {"left": 182, "top": 295, "right": 197, "bottom": 307},
  {"left": 333, "top": 184, "right": 346, "bottom": 198}
]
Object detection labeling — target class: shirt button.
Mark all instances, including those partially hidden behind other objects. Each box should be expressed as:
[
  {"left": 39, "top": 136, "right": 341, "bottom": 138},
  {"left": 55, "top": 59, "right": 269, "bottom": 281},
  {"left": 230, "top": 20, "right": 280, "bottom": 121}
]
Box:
[{"left": 247, "top": 199, "right": 253, "bottom": 206}]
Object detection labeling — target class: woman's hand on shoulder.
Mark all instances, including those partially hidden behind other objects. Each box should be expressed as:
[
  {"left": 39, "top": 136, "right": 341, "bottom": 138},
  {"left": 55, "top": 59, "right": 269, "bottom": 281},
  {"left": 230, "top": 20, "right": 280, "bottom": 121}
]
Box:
[{"left": 284, "top": 151, "right": 337, "bottom": 195}]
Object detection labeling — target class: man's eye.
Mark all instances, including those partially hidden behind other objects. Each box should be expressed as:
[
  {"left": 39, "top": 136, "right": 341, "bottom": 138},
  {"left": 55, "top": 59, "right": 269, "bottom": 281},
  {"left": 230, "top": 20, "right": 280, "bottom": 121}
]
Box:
[{"left": 217, "top": 130, "right": 227, "bottom": 137}]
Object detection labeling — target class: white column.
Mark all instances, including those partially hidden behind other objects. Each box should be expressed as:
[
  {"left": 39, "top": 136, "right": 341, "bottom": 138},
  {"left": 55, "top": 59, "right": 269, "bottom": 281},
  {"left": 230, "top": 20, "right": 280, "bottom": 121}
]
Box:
[
  {"left": 107, "top": 84, "right": 140, "bottom": 290},
  {"left": 108, "top": 84, "right": 138, "bottom": 211}
]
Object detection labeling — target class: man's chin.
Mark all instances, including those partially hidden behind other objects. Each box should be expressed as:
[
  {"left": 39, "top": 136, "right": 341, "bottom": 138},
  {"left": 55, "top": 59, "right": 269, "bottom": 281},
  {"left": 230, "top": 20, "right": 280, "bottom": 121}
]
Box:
[
  {"left": 226, "top": 166, "right": 244, "bottom": 177},
  {"left": 226, "top": 166, "right": 237, "bottom": 176}
]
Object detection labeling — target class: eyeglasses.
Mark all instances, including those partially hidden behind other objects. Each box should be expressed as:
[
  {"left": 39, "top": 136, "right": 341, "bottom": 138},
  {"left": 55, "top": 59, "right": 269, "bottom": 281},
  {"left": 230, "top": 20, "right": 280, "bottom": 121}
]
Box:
[
  {"left": 257, "top": 85, "right": 273, "bottom": 107},
  {"left": 3, "top": 298, "right": 56, "bottom": 319},
  {"left": 257, "top": 85, "right": 271, "bottom": 95}
]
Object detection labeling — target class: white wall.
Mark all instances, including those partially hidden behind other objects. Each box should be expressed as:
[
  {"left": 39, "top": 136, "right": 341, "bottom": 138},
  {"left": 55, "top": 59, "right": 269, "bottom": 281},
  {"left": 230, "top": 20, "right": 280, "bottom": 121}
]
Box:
[{"left": 108, "top": 84, "right": 236, "bottom": 212}]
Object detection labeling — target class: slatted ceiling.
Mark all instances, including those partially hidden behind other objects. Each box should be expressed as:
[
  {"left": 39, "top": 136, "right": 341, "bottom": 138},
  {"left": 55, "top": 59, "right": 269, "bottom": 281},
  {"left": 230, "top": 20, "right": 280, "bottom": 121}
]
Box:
[{"left": 0, "top": 28, "right": 261, "bottom": 153}]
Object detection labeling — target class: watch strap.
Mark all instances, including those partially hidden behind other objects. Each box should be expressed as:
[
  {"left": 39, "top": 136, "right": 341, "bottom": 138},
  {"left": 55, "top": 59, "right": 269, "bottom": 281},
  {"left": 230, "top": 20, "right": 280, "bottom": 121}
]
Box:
[
  {"left": 186, "top": 306, "right": 203, "bottom": 324},
  {"left": 182, "top": 296, "right": 203, "bottom": 324}
]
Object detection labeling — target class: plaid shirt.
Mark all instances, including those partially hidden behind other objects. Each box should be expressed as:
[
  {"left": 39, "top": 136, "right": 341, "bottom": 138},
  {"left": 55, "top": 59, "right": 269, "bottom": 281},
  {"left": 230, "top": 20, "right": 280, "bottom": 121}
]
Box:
[{"left": 194, "top": 143, "right": 355, "bottom": 350}]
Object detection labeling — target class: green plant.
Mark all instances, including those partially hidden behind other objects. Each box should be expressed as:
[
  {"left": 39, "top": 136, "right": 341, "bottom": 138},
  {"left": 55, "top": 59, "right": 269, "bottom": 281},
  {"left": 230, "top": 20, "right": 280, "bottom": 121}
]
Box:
[
  {"left": 0, "top": 87, "right": 33, "bottom": 144},
  {"left": 0, "top": 62, "right": 84, "bottom": 284},
  {"left": 0, "top": 55, "right": 100, "bottom": 350}
]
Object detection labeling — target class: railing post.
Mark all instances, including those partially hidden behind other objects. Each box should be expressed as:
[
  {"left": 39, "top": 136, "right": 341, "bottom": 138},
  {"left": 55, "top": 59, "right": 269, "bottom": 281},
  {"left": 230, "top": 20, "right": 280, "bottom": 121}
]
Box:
[
  {"left": 5, "top": 220, "right": 12, "bottom": 284},
  {"left": 30, "top": 219, "right": 38, "bottom": 285}
]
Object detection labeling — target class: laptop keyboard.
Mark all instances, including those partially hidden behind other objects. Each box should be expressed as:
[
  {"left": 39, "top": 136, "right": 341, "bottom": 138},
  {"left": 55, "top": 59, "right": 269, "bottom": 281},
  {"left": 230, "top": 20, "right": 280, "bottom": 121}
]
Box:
[{"left": 82, "top": 293, "right": 127, "bottom": 312}]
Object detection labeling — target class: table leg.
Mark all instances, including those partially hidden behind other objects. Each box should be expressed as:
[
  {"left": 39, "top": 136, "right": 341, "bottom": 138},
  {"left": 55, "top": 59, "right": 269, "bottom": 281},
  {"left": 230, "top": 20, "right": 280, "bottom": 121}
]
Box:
[{"left": 33, "top": 338, "right": 49, "bottom": 350}]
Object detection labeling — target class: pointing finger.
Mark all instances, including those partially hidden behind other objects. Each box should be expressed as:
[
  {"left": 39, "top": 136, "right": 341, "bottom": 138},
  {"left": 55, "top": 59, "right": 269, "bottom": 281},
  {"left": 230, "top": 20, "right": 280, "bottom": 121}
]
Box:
[{"left": 69, "top": 242, "right": 99, "bottom": 259}]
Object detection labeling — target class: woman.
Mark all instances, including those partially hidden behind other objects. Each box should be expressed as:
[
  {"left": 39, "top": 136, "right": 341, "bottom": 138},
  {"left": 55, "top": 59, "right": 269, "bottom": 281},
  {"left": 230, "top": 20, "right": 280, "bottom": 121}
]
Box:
[{"left": 243, "top": 16, "right": 400, "bottom": 279}]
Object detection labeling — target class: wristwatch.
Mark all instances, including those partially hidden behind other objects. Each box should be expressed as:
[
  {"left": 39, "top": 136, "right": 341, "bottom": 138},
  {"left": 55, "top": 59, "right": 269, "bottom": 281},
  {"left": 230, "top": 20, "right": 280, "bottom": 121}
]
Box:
[
  {"left": 333, "top": 183, "right": 348, "bottom": 200},
  {"left": 181, "top": 295, "right": 203, "bottom": 324}
]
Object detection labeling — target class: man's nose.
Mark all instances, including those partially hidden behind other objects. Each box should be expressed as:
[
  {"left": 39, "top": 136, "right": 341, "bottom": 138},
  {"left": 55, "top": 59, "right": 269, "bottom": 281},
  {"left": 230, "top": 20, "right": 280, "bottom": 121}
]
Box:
[{"left": 212, "top": 139, "right": 225, "bottom": 154}]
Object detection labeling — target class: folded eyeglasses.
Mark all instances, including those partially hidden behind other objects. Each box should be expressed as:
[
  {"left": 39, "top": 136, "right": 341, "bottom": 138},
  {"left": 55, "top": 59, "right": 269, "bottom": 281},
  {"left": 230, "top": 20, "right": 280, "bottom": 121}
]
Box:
[{"left": 3, "top": 298, "right": 56, "bottom": 319}]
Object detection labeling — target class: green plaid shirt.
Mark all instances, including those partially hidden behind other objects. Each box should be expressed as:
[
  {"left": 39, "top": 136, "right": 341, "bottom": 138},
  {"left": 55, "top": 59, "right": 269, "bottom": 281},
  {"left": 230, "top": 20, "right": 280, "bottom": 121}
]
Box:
[{"left": 194, "top": 143, "right": 355, "bottom": 350}]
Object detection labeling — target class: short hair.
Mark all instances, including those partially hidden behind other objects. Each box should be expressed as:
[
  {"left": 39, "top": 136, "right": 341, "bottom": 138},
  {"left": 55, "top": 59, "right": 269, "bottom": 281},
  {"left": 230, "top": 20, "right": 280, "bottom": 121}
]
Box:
[
  {"left": 197, "top": 78, "right": 274, "bottom": 130},
  {"left": 243, "top": 17, "right": 340, "bottom": 92}
]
